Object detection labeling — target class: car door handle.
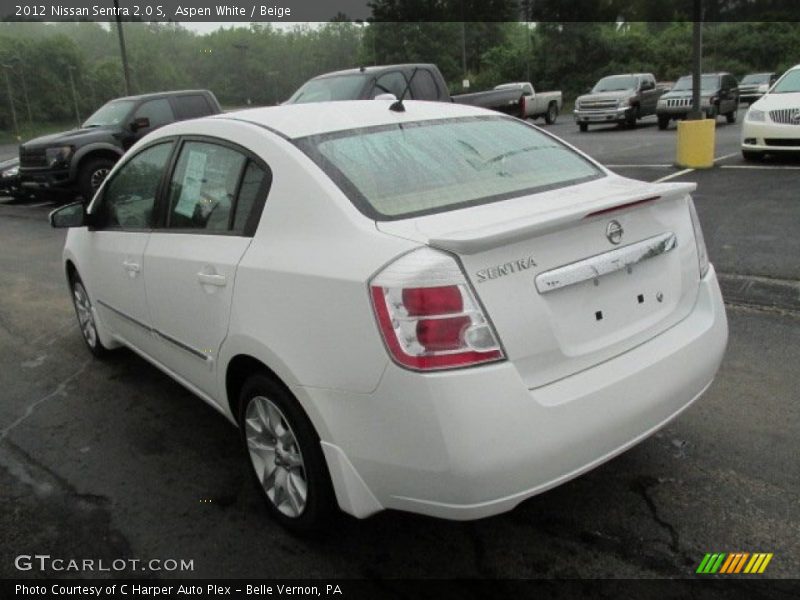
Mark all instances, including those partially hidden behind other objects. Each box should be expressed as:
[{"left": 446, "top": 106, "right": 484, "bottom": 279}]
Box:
[
  {"left": 197, "top": 272, "right": 227, "bottom": 287},
  {"left": 122, "top": 260, "right": 140, "bottom": 273}
]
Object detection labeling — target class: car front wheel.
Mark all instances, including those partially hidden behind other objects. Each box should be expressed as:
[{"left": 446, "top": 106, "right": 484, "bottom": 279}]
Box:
[
  {"left": 658, "top": 115, "right": 670, "bottom": 130},
  {"left": 239, "top": 374, "right": 336, "bottom": 534},
  {"left": 78, "top": 157, "right": 115, "bottom": 202},
  {"left": 70, "top": 274, "right": 109, "bottom": 358}
]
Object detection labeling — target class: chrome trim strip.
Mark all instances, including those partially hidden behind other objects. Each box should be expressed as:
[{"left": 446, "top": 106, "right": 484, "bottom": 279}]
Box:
[
  {"left": 96, "top": 299, "right": 209, "bottom": 361},
  {"left": 96, "top": 299, "right": 151, "bottom": 331},
  {"left": 535, "top": 232, "right": 677, "bottom": 294},
  {"left": 153, "top": 330, "right": 210, "bottom": 361}
]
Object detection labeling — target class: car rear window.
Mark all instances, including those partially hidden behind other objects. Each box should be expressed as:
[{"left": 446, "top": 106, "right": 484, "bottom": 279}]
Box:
[
  {"left": 295, "top": 116, "right": 603, "bottom": 220},
  {"left": 175, "top": 94, "right": 213, "bottom": 119}
]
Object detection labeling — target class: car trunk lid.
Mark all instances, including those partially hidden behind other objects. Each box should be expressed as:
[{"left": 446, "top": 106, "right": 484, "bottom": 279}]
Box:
[{"left": 376, "top": 176, "right": 701, "bottom": 389}]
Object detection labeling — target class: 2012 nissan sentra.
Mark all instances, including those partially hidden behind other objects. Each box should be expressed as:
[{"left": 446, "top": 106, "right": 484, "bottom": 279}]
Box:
[{"left": 50, "top": 100, "right": 728, "bottom": 532}]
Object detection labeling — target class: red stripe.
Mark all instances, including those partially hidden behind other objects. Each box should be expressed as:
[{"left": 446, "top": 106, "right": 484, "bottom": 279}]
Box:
[{"left": 585, "top": 196, "right": 661, "bottom": 218}]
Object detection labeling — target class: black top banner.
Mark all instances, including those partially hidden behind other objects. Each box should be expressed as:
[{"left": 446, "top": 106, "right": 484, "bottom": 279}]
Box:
[{"left": 2, "top": 0, "right": 800, "bottom": 23}]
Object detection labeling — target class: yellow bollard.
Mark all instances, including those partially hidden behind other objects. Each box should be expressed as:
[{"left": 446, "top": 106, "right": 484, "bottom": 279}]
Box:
[{"left": 676, "top": 118, "right": 716, "bottom": 168}]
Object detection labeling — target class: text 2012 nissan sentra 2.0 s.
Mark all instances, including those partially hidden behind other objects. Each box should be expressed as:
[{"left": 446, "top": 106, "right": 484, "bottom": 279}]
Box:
[{"left": 50, "top": 100, "right": 728, "bottom": 532}]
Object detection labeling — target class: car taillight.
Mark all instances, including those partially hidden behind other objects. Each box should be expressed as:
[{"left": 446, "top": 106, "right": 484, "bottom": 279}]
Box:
[
  {"left": 370, "top": 247, "right": 504, "bottom": 371},
  {"left": 687, "top": 197, "right": 710, "bottom": 278}
]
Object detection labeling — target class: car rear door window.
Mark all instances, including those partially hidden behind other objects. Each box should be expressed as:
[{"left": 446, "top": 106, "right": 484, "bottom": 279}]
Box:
[
  {"left": 232, "top": 161, "right": 268, "bottom": 233},
  {"left": 133, "top": 99, "right": 175, "bottom": 129},
  {"left": 174, "top": 95, "right": 213, "bottom": 120},
  {"left": 165, "top": 141, "right": 247, "bottom": 232},
  {"left": 410, "top": 70, "right": 440, "bottom": 100},
  {"left": 97, "top": 142, "right": 173, "bottom": 230}
]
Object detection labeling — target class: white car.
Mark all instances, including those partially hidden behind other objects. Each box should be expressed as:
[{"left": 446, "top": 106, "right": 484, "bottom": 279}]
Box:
[
  {"left": 742, "top": 64, "right": 800, "bottom": 160},
  {"left": 50, "top": 100, "right": 728, "bottom": 532}
]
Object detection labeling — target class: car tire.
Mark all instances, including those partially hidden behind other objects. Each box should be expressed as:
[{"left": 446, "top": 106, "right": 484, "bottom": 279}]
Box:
[
  {"left": 77, "top": 157, "right": 115, "bottom": 203},
  {"left": 657, "top": 115, "right": 670, "bottom": 130},
  {"left": 625, "top": 106, "right": 639, "bottom": 128},
  {"left": 545, "top": 102, "right": 558, "bottom": 125},
  {"left": 69, "top": 273, "right": 109, "bottom": 358},
  {"left": 742, "top": 150, "right": 763, "bottom": 162},
  {"left": 238, "top": 373, "right": 337, "bottom": 534},
  {"left": 726, "top": 108, "right": 738, "bottom": 124},
  {"left": 579, "top": 123, "right": 588, "bottom": 132}
]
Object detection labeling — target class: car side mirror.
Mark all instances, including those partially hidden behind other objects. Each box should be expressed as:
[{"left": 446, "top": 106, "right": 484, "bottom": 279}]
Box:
[
  {"left": 50, "top": 201, "right": 87, "bottom": 228},
  {"left": 131, "top": 117, "right": 150, "bottom": 132}
]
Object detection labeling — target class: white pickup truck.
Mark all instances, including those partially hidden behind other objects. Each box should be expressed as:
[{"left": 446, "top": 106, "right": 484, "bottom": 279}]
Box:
[{"left": 494, "top": 82, "right": 563, "bottom": 124}]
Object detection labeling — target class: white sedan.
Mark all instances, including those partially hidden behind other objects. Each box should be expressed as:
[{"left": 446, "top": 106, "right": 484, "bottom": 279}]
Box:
[
  {"left": 50, "top": 100, "right": 727, "bottom": 532},
  {"left": 742, "top": 64, "right": 800, "bottom": 160}
]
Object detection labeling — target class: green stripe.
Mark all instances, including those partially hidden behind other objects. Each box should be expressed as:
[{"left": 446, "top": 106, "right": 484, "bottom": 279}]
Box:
[
  {"left": 710, "top": 553, "right": 727, "bottom": 573},
  {"left": 696, "top": 554, "right": 713, "bottom": 574}
]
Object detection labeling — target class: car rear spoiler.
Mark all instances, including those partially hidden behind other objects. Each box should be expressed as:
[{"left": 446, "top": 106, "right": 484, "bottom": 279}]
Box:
[{"left": 428, "top": 181, "right": 697, "bottom": 255}]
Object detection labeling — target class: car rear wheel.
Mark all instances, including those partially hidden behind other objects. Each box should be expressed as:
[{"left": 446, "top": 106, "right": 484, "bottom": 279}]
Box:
[
  {"left": 70, "top": 275, "right": 109, "bottom": 358},
  {"left": 239, "top": 373, "right": 336, "bottom": 534},
  {"left": 545, "top": 102, "right": 558, "bottom": 125},
  {"left": 657, "top": 115, "right": 670, "bottom": 130},
  {"left": 726, "top": 108, "right": 738, "bottom": 123},
  {"left": 579, "top": 123, "right": 588, "bottom": 132},
  {"left": 78, "top": 157, "right": 115, "bottom": 203}
]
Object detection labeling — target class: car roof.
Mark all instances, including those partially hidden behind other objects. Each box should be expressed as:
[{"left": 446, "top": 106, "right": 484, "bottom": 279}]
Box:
[
  {"left": 210, "top": 100, "right": 493, "bottom": 140},
  {"left": 312, "top": 64, "right": 437, "bottom": 80},
  {"left": 112, "top": 90, "right": 212, "bottom": 102}
]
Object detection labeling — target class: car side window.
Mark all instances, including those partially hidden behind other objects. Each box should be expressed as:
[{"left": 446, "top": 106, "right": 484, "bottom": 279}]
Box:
[
  {"left": 410, "top": 70, "right": 440, "bottom": 100},
  {"left": 96, "top": 142, "right": 173, "bottom": 230},
  {"left": 165, "top": 141, "right": 247, "bottom": 232},
  {"left": 133, "top": 99, "right": 174, "bottom": 130},
  {"left": 370, "top": 72, "right": 407, "bottom": 99},
  {"left": 232, "top": 161, "right": 268, "bottom": 233},
  {"left": 174, "top": 95, "right": 213, "bottom": 120}
]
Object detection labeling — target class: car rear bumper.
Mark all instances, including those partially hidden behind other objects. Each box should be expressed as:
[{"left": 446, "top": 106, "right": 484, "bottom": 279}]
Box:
[
  {"left": 305, "top": 266, "right": 727, "bottom": 520},
  {"left": 741, "top": 120, "right": 800, "bottom": 152}
]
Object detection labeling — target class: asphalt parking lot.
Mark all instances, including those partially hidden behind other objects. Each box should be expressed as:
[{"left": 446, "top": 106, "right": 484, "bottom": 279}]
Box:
[{"left": 0, "top": 108, "right": 798, "bottom": 583}]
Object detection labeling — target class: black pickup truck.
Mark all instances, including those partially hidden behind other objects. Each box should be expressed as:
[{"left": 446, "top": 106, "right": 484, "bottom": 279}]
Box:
[
  {"left": 286, "top": 64, "right": 526, "bottom": 117},
  {"left": 16, "top": 89, "right": 221, "bottom": 201}
]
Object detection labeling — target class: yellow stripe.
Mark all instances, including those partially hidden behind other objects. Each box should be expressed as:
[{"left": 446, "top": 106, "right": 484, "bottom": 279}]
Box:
[
  {"left": 734, "top": 552, "right": 749, "bottom": 573},
  {"left": 744, "top": 554, "right": 761, "bottom": 573},
  {"left": 719, "top": 554, "right": 736, "bottom": 574},
  {"left": 758, "top": 553, "right": 774, "bottom": 573}
]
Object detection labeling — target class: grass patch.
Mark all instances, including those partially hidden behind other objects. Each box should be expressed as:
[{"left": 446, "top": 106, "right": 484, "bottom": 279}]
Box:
[{"left": 0, "top": 121, "right": 77, "bottom": 146}]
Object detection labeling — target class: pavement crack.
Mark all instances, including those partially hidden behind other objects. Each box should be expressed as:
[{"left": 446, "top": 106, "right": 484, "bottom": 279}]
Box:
[
  {"left": 631, "top": 476, "right": 694, "bottom": 567},
  {"left": 0, "top": 358, "right": 91, "bottom": 442}
]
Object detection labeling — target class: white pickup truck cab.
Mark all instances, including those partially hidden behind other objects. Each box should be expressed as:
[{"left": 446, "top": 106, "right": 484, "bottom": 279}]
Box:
[
  {"left": 51, "top": 100, "right": 727, "bottom": 533},
  {"left": 495, "top": 82, "right": 563, "bottom": 124}
]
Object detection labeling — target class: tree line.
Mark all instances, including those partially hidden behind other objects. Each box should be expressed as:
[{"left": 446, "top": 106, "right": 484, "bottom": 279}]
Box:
[{"left": 1, "top": 19, "right": 798, "bottom": 134}]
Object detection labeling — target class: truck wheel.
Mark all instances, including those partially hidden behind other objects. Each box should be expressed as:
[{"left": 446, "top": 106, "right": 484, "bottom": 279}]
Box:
[
  {"left": 625, "top": 106, "right": 640, "bottom": 128},
  {"left": 78, "top": 157, "right": 115, "bottom": 203},
  {"left": 657, "top": 115, "right": 670, "bottom": 130},
  {"left": 545, "top": 102, "right": 558, "bottom": 125},
  {"left": 579, "top": 123, "right": 588, "bottom": 132}
]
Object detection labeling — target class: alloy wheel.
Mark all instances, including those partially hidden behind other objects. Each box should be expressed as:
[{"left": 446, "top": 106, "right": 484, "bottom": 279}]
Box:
[
  {"left": 72, "top": 281, "right": 97, "bottom": 348},
  {"left": 244, "top": 396, "right": 308, "bottom": 518},
  {"left": 90, "top": 168, "right": 110, "bottom": 191}
]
